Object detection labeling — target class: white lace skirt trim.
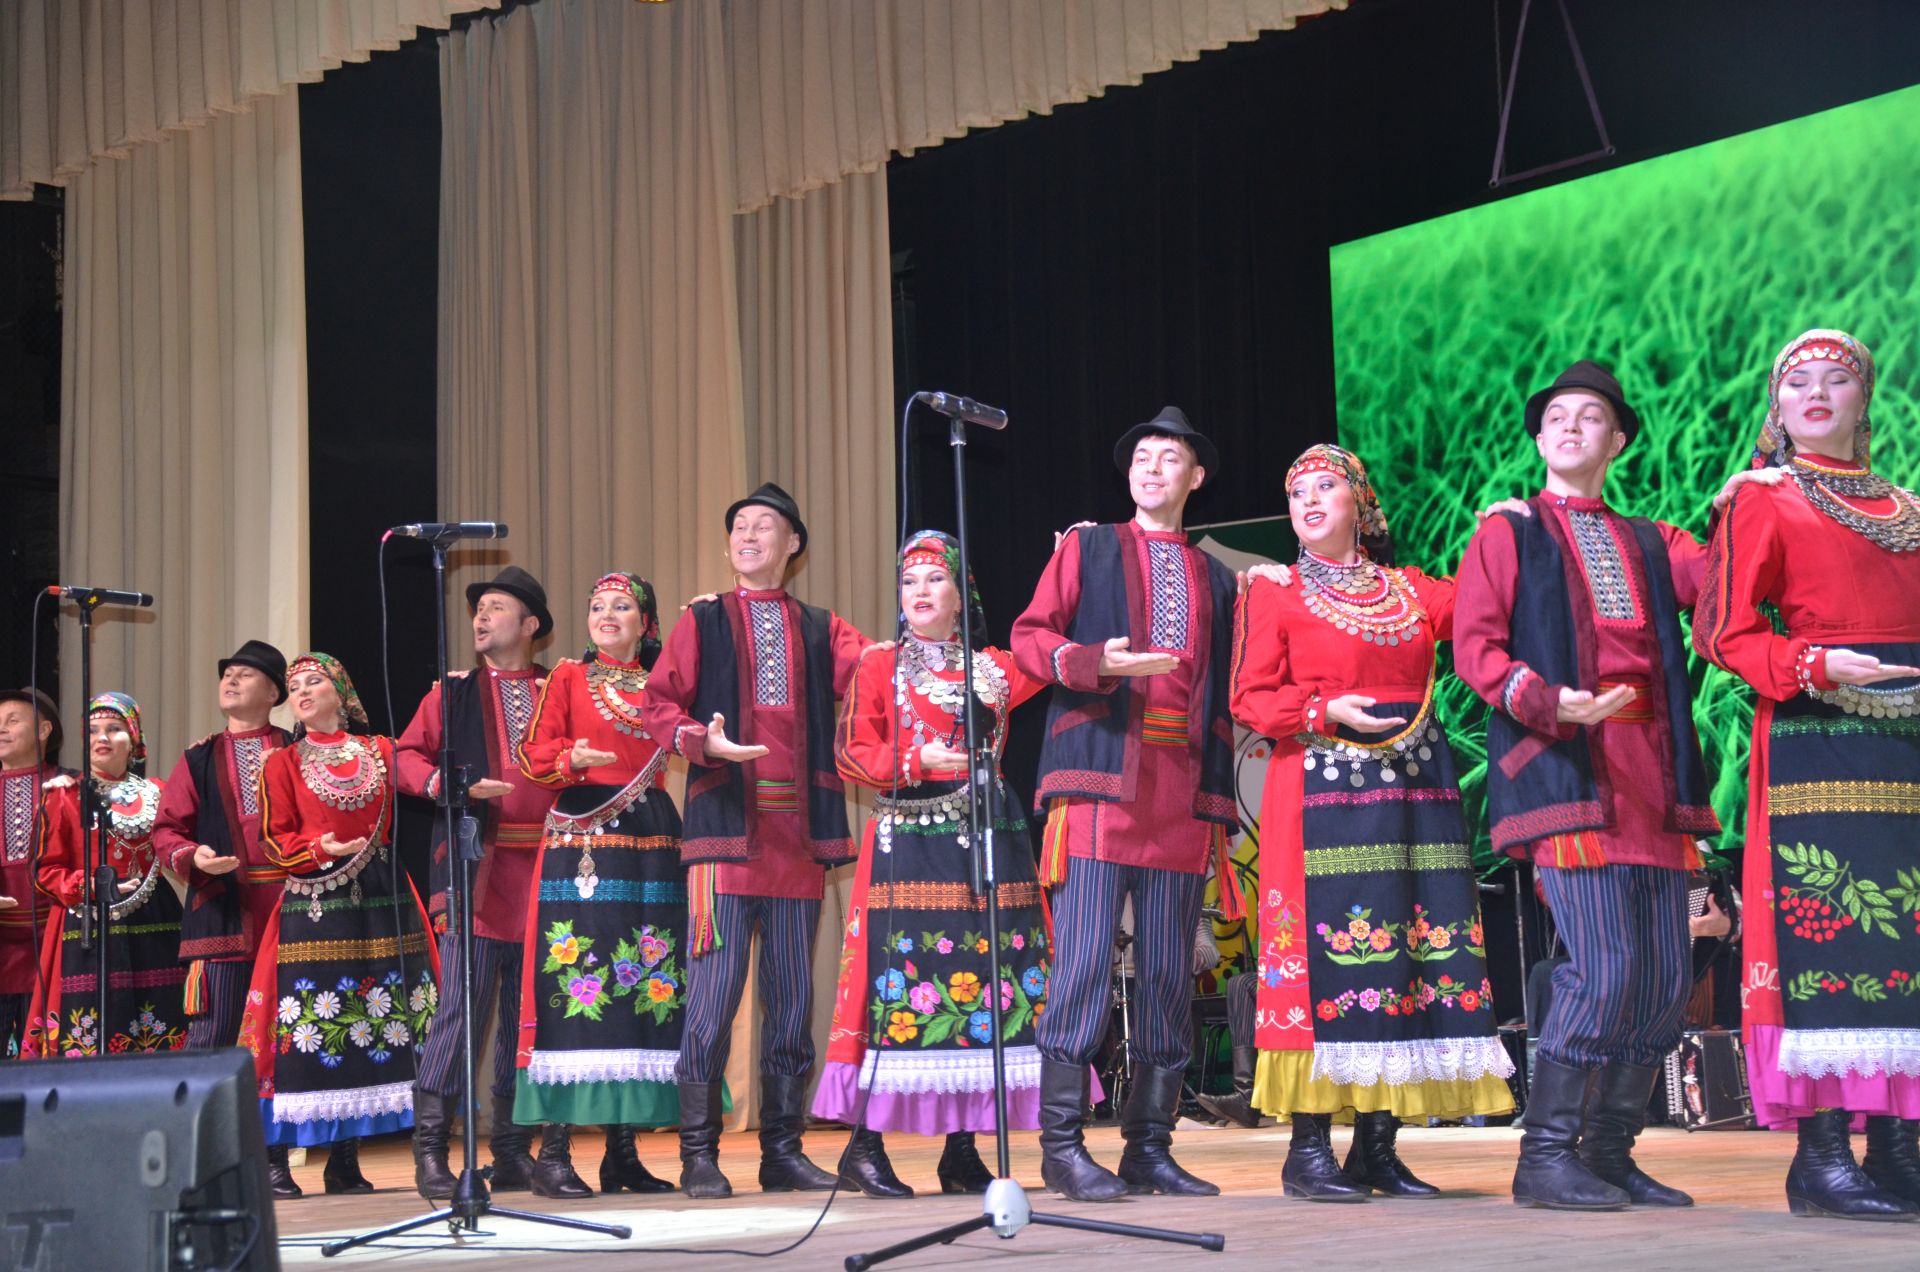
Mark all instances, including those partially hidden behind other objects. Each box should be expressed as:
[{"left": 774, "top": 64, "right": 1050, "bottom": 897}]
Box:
[
  {"left": 274, "top": 1080, "right": 415, "bottom": 1125},
  {"left": 1777, "top": 1028, "right": 1920, "bottom": 1080},
  {"left": 856, "top": 1045, "right": 1042, "bottom": 1095},
  {"left": 1308, "top": 1036, "right": 1515, "bottom": 1086},
  {"left": 524, "top": 1047, "right": 679, "bottom": 1086}
]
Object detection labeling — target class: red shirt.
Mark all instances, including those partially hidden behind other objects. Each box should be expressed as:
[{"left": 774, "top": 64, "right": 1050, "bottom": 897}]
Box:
[
  {"left": 394, "top": 666, "right": 552, "bottom": 943},
  {"left": 1454, "top": 492, "right": 1706, "bottom": 868},
  {"left": 1696, "top": 456, "right": 1920, "bottom": 697},
  {"left": 37, "top": 772, "right": 166, "bottom": 909},
  {"left": 642, "top": 589, "right": 870, "bottom": 899},
  {"left": 0, "top": 766, "right": 66, "bottom": 993},
  {"left": 152, "top": 724, "right": 288, "bottom": 957},
  {"left": 835, "top": 640, "right": 1046, "bottom": 791},
  {"left": 260, "top": 734, "right": 398, "bottom": 876}
]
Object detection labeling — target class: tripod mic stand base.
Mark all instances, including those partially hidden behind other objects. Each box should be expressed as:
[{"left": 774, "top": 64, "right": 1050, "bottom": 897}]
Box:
[
  {"left": 317, "top": 1168, "right": 632, "bottom": 1257},
  {"left": 843, "top": 1173, "right": 1225, "bottom": 1269}
]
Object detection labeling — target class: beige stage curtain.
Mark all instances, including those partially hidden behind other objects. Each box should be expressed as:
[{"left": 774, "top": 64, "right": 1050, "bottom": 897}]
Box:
[
  {"left": 1, "top": 0, "right": 498, "bottom": 199},
  {"left": 59, "top": 94, "right": 309, "bottom": 768},
  {"left": 726, "top": 0, "right": 1347, "bottom": 212}
]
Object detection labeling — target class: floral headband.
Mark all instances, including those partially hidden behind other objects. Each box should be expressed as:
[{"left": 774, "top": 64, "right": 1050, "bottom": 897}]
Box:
[
  {"left": 1755, "top": 328, "right": 1877, "bottom": 468},
  {"left": 288, "top": 652, "right": 370, "bottom": 727},
  {"left": 586, "top": 571, "right": 663, "bottom": 666},
  {"left": 87, "top": 691, "right": 145, "bottom": 763},
  {"left": 1284, "top": 443, "right": 1391, "bottom": 550},
  {"left": 898, "top": 529, "right": 988, "bottom": 641}
]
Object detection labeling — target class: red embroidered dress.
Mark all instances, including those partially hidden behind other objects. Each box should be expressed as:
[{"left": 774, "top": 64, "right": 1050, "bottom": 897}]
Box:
[
  {"left": 510, "top": 654, "right": 689, "bottom": 1127},
  {"left": 238, "top": 732, "right": 437, "bottom": 1145},
  {"left": 1696, "top": 455, "right": 1920, "bottom": 1126},
  {"left": 1231, "top": 566, "right": 1512, "bottom": 1117},
  {"left": 0, "top": 767, "right": 60, "bottom": 996}
]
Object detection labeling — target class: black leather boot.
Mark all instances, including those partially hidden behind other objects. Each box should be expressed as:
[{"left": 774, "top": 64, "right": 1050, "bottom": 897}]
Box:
[
  {"left": 839, "top": 1128, "right": 914, "bottom": 1198},
  {"left": 323, "top": 1138, "right": 374, "bottom": 1195},
  {"left": 529, "top": 1124, "right": 593, "bottom": 1199},
  {"left": 757, "top": 1074, "right": 837, "bottom": 1191},
  {"left": 1511, "top": 1057, "right": 1628, "bottom": 1210},
  {"left": 937, "top": 1131, "right": 995, "bottom": 1194},
  {"left": 1194, "top": 1045, "right": 1261, "bottom": 1128},
  {"left": 267, "top": 1144, "right": 302, "bottom": 1199},
  {"left": 1037, "top": 1057, "right": 1126, "bottom": 1202},
  {"left": 600, "top": 1124, "right": 675, "bottom": 1194},
  {"left": 1116, "top": 1063, "right": 1219, "bottom": 1196},
  {"left": 1283, "top": 1114, "right": 1369, "bottom": 1202},
  {"left": 678, "top": 1081, "right": 733, "bottom": 1199},
  {"left": 1344, "top": 1111, "right": 1438, "bottom": 1198},
  {"left": 1862, "top": 1116, "right": 1920, "bottom": 1206},
  {"left": 1578, "top": 1061, "right": 1691, "bottom": 1207},
  {"left": 1787, "top": 1109, "right": 1919, "bottom": 1221},
  {"left": 411, "top": 1089, "right": 458, "bottom": 1199},
  {"left": 488, "top": 1090, "right": 536, "bottom": 1191}
]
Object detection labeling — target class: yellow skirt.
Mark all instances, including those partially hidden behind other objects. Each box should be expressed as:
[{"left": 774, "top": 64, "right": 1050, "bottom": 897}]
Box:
[{"left": 1253, "top": 1049, "right": 1515, "bottom": 1120}]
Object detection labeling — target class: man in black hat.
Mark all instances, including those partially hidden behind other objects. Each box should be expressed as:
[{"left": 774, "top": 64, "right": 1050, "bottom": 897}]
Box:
[
  {"left": 393, "top": 566, "right": 556, "bottom": 1199},
  {"left": 151, "top": 640, "right": 298, "bottom": 1182},
  {"left": 644, "top": 481, "right": 872, "bottom": 1199},
  {"left": 0, "top": 688, "right": 64, "bottom": 1056},
  {"left": 1455, "top": 360, "right": 1772, "bottom": 1213},
  {"left": 1010, "top": 407, "right": 1241, "bottom": 1202}
]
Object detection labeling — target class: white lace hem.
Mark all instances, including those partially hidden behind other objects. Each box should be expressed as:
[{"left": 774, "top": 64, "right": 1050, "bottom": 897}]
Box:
[
  {"left": 1308, "top": 1037, "right": 1515, "bottom": 1086},
  {"left": 856, "top": 1046, "right": 1042, "bottom": 1095},
  {"left": 524, "top": 1047, "right": 679, "bottom": 1086},
  {"left": 1777, "top": 1028, "right": 1920, "bottom": 1080},
  {"left": 274, "top": 1080, "right": 415, "bottom": 1125}
]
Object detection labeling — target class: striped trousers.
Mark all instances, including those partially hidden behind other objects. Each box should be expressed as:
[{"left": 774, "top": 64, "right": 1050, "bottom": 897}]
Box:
[
  {"left": 1037, "top": 857, "right": 1207, "bottom": 1070},
  {"left": 1537, "top": 863, "right": 1691, "bottom": 1069},
  {"left": 415, "top": 932, "right": 522, "bottom": 1100},
  {"left": 675, "top": 894, "right": 822, "bottom": 1083},
  {"left": 1226, "top": 966, "right": 1256, "bottom": 1050},
  {"left": 184, "top": 959, "right": 254, "bottom": 1050}
]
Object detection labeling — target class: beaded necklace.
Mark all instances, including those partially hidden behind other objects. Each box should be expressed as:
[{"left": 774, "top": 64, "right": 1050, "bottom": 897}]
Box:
[
  {"left": 584, "top": 657, "right": 649, "bottom": 736},
  {"left": 296, "top": 734, "right": 387, "bottom": 811},
  {"left": 1296, "top": 551, "right": 1426, "bottom": 645},
  {"left": 896, "top": 636, "right": 1011, "bottom": 752},
  {"left": 1790, "top": 456, "right": 1920, "bottom": 553}
]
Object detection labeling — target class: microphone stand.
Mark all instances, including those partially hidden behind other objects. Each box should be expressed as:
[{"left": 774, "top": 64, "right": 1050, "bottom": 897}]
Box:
[
  {"left": 847, "top": 403, "right": 1224, "bottom": 1271},
  {"left": 323, "top": 532, "right": 630, "bottom": 1257},
  {"left": 57, "top": 591, "right": 119, "bottom": 1053}
]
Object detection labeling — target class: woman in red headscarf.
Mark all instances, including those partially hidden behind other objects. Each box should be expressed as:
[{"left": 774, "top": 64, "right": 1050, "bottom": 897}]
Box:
[
  {"left": 1697, "top": 329, "right": 1920, "bottom": 1222},
  {"left": 1232, "top": 444, "right": 1513, "bottom": 1203}
]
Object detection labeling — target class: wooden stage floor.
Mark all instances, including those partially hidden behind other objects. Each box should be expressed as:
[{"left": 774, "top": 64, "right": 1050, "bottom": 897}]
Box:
[{"left": 275, "top": 1121, "right": 1920, "bottom": 1269}]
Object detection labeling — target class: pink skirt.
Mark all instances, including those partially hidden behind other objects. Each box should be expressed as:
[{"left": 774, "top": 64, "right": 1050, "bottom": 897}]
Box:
[{"left": 1746, "top": 1024, "right": 1920, "bottom": 1130}]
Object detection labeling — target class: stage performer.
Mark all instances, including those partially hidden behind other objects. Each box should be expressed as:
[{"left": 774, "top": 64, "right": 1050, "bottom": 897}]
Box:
[
  {"left": 1696, "top": 329, "right": 1920, "bottom": 1222},
  {"left": 1011, "top": 406, "right": 1242, "bottom": 1203},
  {"left": 644, "top": 482, "right": 869, "bottom": 1200},
  {"left": 240, "top": 652, "right": 438, "bottom": 1197},
  {"left": 1232, "top": 443, "right": 1514, "bottom": 1202},
  {"left": 0, "top": 689, "right": 64, "bottom": 1057},
  {"left": 27, "top": 693, "right": 189, "bottom": 1058},
  {"left": 814, "top": 530, "right": 1051, "bottom": 1198},
  {"left": 1455, "top": 361, "right": 1728, "bottom": 1212},
  {"left": 394, "top": 566, "right": 554, "bottom": 1199},
  {"left": 510, "top": 571, "right": 690, "bottom": 1198}
]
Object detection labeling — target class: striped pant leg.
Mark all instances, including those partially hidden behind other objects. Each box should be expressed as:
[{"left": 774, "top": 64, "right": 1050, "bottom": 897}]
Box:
[
  {"left": 490, "top": 939, "right": 525, "bottom": 1099},
  {"left": 1620, "top": 865, "right": 1693, "bottom": 1067},
  {"left": 1227, "top": 965, "right": 1256, "bottom": 1049},
  {"left": 1128, "top": 865, "right": 1209, "bottom": 1071},
  {"left": 415, "top": 931, "right": 514, "bottom": 1098},
  {"left": 184, "top": 959, "right": 254, "bottom": 1050},
  {"left": 1538, "top": 864, "right": 1656, "bottom": 1068},
  {"left": 1035, "top": 856, "right": 1129, "bottom": 1066},
  {"left": 756, "top": 898, "right": 823, "bottom": 1078},
  {"left": 675, "top": 893, "right": 761, "bottom": 1084}
]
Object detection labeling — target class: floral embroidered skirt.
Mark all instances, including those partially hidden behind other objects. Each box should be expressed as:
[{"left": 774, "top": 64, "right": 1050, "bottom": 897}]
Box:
[
  {"left": 812, "top": 784, "right": 1050, "bottom": 1135},
  {"left": 1744, "top": 660, "right": 1920, "bottom": 1128},
  {"left": 513, "top": 783, "right": 691, "bottom": 1128},
  {"left": 239, "top": 863, "right": 438, "bottom": 1146},
  {"left": 1254, "top": 707, "right": 1513, "bottom": 1118},
  {"left": 26, "top": 872, "right": 189, "bottom": 1057}
]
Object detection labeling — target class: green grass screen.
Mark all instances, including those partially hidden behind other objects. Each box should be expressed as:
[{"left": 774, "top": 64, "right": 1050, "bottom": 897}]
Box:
[{"left": 1331, "top": 84, "right": 1920, "bottom": 872}]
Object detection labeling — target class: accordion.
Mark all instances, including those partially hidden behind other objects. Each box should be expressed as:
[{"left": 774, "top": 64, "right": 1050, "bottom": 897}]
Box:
[{"left": 1660, "top": 1028, "right": 1754, "bottom": 1130}]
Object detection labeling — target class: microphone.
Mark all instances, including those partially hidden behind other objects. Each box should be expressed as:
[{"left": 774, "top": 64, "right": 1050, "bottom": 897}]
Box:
[
  {"left": 915, "top": 391, "right": 1008, "bottom": 431},
  {"left": 47, "top": 585, "right": 154, "bottom": 608},
  {"left": 389, "top": 522, "right": 509, "bottom": 540}
]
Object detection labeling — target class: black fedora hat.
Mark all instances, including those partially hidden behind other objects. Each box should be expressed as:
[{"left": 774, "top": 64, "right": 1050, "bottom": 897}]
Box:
[
  {"left": 466, "top": 565, "right": 553, "bottom": 639},
  {"left": 217, "top": 639, "right": 289, "bottom": 704},
  {"left": 0, "top": 687, "right": 61, "bottom": 767},
  {"left": 1112, "top": 405, "right": 1220, "bottom": 475},
  {"left": 1524, "top": 360, "right": 1642, "bottom": 444},
  {"left": 724, "top": 481, "right": 809, "bottom": 556}
]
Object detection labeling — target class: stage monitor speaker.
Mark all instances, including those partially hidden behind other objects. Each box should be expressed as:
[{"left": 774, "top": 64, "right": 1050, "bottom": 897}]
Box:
[{"left": 0, "top": 1048, "right": 279, "bottom": 1271}]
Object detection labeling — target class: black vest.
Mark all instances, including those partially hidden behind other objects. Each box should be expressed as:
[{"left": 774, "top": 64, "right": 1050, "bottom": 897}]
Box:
[
  {"left": 1031, "top": 523, "right": 1238, "bottom": 826},
  {"left": 1483, "top": 501, "right": 1719, "bottom": 852},
  {"left": 423, "top": 665, "right": 547, "bottom": 911},
  {"left": 177, "top": 727, "right": 291, "bottom": 960},
  {"left": 678, "top": 593, "right": 853, "bottom": 866}
]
